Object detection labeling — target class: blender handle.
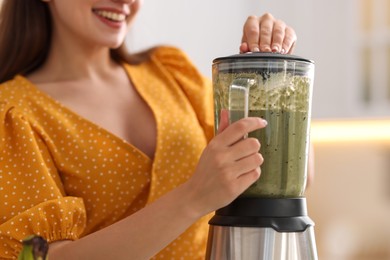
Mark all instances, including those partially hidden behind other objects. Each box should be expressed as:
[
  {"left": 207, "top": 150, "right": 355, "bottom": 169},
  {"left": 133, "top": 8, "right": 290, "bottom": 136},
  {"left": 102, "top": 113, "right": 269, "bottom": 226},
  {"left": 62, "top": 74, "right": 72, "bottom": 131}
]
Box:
[
  {"left": 228, "top": 77, "right": 256, "bottom": 122},
  {"left": 228, "top": 78, "right": 255, "bottom": 139}
]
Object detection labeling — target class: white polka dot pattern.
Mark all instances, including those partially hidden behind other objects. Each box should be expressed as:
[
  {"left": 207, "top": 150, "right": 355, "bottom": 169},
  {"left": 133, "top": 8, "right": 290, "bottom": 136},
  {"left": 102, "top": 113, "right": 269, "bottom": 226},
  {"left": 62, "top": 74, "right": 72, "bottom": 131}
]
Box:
[{"left": 0, "top": 46, "right": 214, "bottom": 259}]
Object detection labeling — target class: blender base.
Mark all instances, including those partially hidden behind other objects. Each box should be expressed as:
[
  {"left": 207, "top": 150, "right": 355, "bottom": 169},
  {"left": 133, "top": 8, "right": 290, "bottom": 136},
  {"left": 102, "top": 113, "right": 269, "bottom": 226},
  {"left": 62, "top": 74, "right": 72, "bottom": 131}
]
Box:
[
  {"left": 206, "top": 226, "right": 318, "bottom": 260},
  {"left": 205, "top": 198, "right": 318, "bottom": 260}
]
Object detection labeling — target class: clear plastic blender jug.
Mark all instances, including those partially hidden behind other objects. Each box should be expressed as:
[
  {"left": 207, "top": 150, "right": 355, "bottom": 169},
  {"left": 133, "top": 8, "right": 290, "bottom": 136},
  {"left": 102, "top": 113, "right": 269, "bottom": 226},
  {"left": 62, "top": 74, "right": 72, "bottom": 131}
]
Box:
[{"left": 213, "top": 52, "right": 315, "bottom": 198}]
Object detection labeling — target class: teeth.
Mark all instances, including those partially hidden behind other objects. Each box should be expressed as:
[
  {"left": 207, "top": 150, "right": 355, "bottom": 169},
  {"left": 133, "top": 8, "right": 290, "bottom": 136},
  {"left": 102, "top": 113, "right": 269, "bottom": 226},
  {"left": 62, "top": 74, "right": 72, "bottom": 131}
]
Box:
[{"left": 95, "top": 10, "right": 126, "bottom": 22}]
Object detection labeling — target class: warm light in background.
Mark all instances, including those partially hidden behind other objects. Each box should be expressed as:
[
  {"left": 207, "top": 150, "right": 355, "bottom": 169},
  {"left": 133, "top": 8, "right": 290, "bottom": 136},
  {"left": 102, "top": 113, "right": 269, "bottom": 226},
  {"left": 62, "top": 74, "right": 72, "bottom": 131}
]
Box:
[{"left": 311, "top": 119, "right": 390, "bottom": 143}]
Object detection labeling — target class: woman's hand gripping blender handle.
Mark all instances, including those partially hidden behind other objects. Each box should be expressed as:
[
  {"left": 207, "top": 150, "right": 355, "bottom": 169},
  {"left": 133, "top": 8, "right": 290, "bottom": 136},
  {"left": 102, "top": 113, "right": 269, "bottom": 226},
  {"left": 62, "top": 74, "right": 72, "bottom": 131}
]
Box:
[{"left": 184, "top": 110, "right": 267, "bottom": 217}]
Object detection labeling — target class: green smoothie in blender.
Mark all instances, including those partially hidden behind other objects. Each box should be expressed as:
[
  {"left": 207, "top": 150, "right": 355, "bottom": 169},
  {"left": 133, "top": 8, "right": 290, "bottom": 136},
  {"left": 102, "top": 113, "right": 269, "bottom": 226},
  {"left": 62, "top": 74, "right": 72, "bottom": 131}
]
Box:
[{"left": 214, "top": 71, "right": 312, "bottom": 198}]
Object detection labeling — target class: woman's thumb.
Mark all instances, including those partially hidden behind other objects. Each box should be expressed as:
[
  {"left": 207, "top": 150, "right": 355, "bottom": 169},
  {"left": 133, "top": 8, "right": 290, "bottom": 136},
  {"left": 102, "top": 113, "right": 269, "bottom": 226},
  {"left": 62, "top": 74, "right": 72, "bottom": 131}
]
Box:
[{"left": 217, "top": 109, "right": 230, "bottom": 134}]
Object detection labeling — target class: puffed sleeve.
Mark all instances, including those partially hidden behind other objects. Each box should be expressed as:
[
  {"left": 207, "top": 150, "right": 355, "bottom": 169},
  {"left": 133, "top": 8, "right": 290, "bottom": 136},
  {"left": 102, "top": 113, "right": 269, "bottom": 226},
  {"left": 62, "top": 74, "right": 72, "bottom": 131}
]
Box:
[
  {"left": 153, "top": 46, "right": 215, "bottom": 142},
  {"left": 0, "top": 101, "right": 86, "bottom": 259}
]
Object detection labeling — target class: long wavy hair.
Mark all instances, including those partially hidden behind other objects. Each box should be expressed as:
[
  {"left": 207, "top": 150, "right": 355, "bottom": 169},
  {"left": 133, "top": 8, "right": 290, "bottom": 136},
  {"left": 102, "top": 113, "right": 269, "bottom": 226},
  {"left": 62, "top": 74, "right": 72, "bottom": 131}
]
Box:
[{"left": 0, "top": 0, "right": 148, "bottom": 84}]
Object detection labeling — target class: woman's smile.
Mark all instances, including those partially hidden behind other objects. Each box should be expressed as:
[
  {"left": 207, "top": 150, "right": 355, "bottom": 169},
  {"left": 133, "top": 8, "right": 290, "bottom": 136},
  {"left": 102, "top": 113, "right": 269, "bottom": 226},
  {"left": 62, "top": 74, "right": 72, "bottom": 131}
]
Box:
[{"left": 93, "top": 8, "right": 128, "bottom": 28}]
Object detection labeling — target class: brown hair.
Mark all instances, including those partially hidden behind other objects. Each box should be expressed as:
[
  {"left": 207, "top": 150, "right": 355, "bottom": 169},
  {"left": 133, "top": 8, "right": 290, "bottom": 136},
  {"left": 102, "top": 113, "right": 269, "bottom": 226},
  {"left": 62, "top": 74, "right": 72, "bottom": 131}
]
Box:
[{"left": 0, "top": 0, "right": 151, "bottom": 84}]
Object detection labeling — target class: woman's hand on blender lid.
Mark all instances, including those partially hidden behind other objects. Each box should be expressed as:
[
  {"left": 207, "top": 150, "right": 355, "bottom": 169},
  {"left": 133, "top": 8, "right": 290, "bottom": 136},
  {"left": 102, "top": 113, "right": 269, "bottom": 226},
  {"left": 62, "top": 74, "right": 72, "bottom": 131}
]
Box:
[{"left": 240, "top": 12, "right": 297, "bottom": 54}]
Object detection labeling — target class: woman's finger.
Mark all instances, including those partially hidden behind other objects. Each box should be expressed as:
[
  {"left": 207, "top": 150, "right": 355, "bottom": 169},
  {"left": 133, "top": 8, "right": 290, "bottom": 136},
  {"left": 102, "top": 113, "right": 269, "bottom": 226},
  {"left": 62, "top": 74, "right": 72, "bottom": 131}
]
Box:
[
  {"left": 234, "top": 167, "right": 262, "bottom": 194},
  {"left": 227, "top": 137, "right": 261, "bottom": 161},
  {"left": 239, "top": 42, "right": 249, "bottom": 54},
  {"left": 270, "top": 19, "right": 286, "bottom": 53},
  {"left": 242, "top": 15, "right": 261, "bottom": 52},
  {"left": 282, "top": 26, "right": 297, "bottom": 54},
  {"left": 217, "top": 109, "right": 230, "bottom": 134},
  {"left": 258, "top": 13, "right": 274, "bottom": 52},
  {"left": 216, "top": 117, "right": 267, "bottom": 147},
  {"left": 230, "top": 152, "right": 264, "bottom": 176}
]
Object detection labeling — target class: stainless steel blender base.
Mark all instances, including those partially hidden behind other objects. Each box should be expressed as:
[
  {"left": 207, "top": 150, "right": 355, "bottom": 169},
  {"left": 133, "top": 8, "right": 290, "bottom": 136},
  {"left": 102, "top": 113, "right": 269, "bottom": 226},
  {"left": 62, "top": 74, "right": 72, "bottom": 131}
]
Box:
[{"left": 206, "top": 226, "right": 318, "bottom": 260}]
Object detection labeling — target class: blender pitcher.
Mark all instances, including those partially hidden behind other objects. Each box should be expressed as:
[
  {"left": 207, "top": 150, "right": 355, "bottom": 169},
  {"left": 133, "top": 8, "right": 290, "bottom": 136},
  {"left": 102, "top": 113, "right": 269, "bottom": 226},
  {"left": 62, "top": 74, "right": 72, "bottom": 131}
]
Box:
[
  {"left": 213, "top": 52, "right": 314, "bottom": 198},
  {"left": 207, "top": 52, "right": 317, "bottom": 260}
]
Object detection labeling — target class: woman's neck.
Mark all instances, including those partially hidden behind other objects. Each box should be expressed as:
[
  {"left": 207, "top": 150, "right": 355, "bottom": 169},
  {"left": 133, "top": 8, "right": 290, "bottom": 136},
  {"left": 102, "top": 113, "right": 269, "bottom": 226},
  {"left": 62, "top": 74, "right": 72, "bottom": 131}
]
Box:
[{"left": 29, "top": 37, "right": 118, "bottom": 84}]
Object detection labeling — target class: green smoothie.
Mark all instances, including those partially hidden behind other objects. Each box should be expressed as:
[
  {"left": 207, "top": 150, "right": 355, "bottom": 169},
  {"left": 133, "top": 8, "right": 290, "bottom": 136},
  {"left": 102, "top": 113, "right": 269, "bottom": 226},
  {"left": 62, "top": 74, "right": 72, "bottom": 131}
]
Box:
[
  {"left": 213, "top": 71, "right": 312, "bottom": 198},
  {"left": 230, "top": 109, "right": 309, "bottom": 198}
]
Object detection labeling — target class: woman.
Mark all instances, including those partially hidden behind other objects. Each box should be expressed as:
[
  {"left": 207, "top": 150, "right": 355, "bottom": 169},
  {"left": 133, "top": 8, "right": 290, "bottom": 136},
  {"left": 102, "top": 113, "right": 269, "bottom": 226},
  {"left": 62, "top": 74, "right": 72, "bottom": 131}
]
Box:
[{"left": 0, "top": 0, "right": 297, "bottom": 259}]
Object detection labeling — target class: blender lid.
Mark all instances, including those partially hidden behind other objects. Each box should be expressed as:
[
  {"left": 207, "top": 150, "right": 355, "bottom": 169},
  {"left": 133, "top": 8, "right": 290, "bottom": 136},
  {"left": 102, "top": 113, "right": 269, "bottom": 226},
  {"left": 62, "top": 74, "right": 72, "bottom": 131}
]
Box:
[{"left": 213, "top": 52, "right": 314, "bottom": 64}]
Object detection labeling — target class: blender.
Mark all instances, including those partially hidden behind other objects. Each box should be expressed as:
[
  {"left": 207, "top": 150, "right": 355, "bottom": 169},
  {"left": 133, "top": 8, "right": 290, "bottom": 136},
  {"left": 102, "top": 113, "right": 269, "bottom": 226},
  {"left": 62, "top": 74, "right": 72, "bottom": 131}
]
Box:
[{"left": 206, "top": 52, "right": 318, "bottom": 260}]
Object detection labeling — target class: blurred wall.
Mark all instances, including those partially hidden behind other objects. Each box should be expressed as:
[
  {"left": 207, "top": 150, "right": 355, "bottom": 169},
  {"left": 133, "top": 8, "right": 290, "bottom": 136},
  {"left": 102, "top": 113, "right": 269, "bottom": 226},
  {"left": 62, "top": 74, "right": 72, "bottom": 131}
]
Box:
[
  {"left": 129, "top": 0, "right": 390, "bottom": 119},
  {"left": 307, "top": 140, "right": 390, "bottom": 260},
  {"left": 128, "top": 0, "right": 315, "bottom": 78}
]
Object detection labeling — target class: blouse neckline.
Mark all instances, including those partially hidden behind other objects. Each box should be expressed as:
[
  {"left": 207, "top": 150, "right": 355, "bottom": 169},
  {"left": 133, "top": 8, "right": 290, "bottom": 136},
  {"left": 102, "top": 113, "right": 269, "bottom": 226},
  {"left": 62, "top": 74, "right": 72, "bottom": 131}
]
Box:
[{"left": 14, "top": 66, "right": 154, "bottom": 164}]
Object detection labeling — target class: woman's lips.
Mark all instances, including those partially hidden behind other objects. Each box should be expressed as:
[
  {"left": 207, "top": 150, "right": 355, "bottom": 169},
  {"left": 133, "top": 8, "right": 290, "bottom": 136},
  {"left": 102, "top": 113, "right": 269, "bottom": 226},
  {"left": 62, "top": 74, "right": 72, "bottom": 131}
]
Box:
[{"left": 92, "top": 9, "right": 127, "bottom": 29}]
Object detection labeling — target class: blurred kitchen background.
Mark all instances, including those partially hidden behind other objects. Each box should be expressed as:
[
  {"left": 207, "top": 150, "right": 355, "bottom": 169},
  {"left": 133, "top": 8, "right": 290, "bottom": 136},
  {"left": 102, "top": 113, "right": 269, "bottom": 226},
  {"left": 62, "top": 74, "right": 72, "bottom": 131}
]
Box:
[{"left": 129, "top": 0, "right": 390, "bottom": 259}]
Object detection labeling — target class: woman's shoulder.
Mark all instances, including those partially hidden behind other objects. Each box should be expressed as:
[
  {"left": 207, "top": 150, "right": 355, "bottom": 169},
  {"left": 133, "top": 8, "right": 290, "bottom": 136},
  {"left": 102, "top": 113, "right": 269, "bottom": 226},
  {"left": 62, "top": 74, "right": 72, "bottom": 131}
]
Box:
[
  {"left": 125, "top": 45, "right": 207, "bottom": 87},
  {"left": 127, "top": 45, "right": 196, "bottom": 69},
  {"left": 150, "top": 45, "right": 190, "bottom": 60},
  {"left": 0, "top": 75, "right": 42, "bottom": 120},
  {"left": 0, "top": 75, "right": 34, "bottom": 103},
  {"left": 0, "top": 76, "right": 24, "bottom": 104},
  {"left": 150, "top": 45, "right": 197, "bottom": 69},
  {"left": 148, "top": 45, "right": 206, "bottom": 82},
  {"left": 0, "top": 74, "right": 30, "bottom": 89},
  {"left": 0, "top": 75, "right": 21, "bottom": 89}
]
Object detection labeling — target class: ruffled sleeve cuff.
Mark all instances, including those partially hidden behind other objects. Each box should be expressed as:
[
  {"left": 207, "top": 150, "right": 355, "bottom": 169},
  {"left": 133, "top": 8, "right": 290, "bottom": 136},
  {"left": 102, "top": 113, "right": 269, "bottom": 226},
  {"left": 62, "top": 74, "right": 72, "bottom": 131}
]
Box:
[{"left": 0, "top": 197, "right": 86, "bottom": 259}]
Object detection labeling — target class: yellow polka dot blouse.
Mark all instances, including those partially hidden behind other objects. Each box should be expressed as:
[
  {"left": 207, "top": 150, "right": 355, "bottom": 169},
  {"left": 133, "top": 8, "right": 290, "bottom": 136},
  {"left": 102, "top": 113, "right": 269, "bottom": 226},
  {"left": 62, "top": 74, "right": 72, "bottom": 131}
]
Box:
[{"left": 0, "top": 46, "right": 215, "bottom": 259}]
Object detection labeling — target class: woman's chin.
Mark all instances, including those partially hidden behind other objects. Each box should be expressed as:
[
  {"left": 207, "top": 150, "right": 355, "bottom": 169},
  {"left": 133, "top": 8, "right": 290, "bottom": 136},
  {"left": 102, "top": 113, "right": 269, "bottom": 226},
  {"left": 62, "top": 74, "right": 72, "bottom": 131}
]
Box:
[{"left": 103, "top": 39, "right": 126, "bottom": 50}]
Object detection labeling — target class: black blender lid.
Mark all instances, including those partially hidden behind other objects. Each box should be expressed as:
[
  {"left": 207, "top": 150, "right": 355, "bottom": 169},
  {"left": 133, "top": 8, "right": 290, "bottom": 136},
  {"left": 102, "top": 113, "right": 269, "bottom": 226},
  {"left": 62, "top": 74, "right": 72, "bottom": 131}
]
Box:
[{"left": 213, "top": 52, "right": 314, "bottom": 64}]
